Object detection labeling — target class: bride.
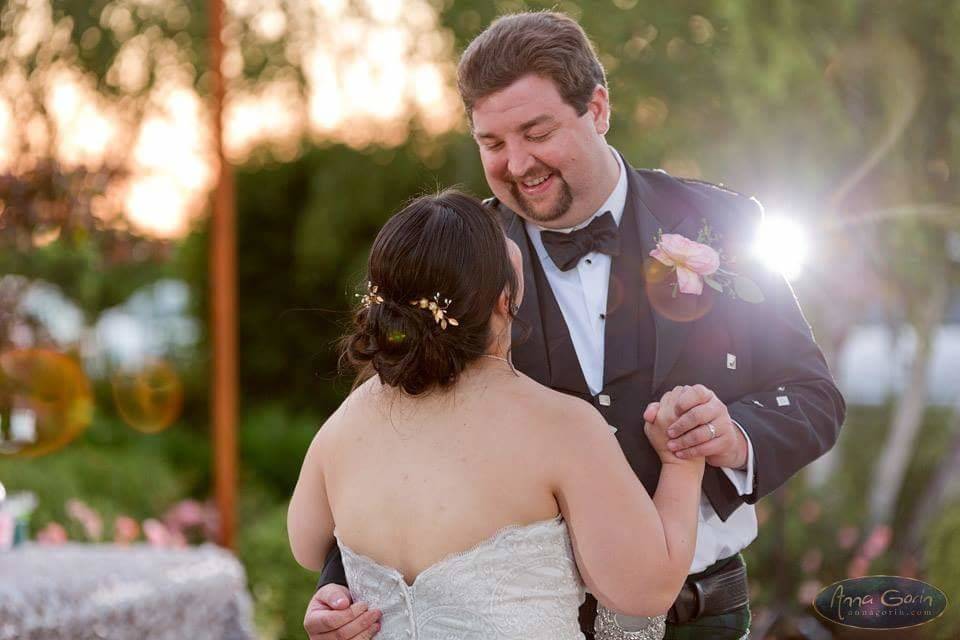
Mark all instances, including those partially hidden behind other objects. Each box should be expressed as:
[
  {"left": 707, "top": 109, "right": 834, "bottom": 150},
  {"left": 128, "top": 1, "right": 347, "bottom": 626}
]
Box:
[{"left": 287, "top": 190, "right": 704, "bottom": 640}]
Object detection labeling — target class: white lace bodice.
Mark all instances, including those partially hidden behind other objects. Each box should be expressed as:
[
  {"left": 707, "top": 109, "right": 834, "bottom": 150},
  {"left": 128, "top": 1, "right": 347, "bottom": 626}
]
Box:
[{"left": 336, "top": 515, "right": 586, "bottom": 640}]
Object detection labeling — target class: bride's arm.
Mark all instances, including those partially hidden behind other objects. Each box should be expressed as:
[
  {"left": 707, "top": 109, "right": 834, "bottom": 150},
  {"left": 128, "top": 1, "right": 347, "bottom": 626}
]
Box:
[
  {"left": 547, "top": 392, "right": 704, "bottom": 617},
  {"left": 288, "top": 425, "right": 336, "bottom": 572}
]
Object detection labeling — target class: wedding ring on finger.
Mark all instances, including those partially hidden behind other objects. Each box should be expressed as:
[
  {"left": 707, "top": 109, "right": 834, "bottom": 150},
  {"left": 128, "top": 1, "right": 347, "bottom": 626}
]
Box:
[{"left": 707, "top": 422, "right": 718, "bottom": 439}]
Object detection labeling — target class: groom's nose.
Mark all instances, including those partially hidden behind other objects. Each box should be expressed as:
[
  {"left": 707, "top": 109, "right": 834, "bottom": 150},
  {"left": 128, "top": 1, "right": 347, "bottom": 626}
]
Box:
[{"left": 506, "top": 144, "right": 536, "bottom": 179}]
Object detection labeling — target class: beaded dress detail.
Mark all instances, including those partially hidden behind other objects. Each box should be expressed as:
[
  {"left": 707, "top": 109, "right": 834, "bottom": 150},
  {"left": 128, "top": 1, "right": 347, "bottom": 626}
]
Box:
[{"left": 336, "top": 515, "right": 586, "bottom": 640}]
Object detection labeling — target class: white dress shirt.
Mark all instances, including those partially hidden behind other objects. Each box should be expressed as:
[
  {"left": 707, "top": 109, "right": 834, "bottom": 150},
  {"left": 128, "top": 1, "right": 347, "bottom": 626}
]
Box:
[{"left": 524, "top": 148, "right": 758, "bottom": 573}]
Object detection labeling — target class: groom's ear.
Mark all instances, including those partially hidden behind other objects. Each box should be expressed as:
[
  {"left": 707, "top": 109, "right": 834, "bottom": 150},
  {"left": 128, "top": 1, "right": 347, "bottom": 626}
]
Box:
[{"left": 586, "top": 84, "right": 611, "bottom": 135}]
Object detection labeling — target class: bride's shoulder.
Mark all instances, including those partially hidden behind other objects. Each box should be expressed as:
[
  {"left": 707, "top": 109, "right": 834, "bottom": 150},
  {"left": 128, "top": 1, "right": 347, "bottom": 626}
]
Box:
[
  {"left": 507, "top": 374, "right": 608, "bottom": 434},
  {"left": 313, "top": 376, "right": 383, "bottom": 438}
]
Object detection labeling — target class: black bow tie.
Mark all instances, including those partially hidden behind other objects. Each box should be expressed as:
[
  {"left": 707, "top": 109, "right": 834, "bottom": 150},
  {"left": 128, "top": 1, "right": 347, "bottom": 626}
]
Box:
[{"left": 540, "top": 211, "right": 621, "bottom": 271}]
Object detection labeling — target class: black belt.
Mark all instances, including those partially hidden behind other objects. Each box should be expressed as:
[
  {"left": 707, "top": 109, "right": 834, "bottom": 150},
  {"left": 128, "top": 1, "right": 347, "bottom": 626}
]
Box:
[{"left": 666, "top": 554, "right": 749, "bottom": 625}]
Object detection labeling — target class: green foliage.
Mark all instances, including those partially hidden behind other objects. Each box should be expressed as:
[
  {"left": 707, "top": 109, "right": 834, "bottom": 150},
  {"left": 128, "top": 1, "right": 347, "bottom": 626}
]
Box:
[
  {"left": 741, "top": 404, "right": 958, "bottom": 636},
  {"left": 239, "top": 403, "right": 321, "bottom": 498},
  {"left": 181, "top": 137, "right": 486, "bottom": 414},
  {"left": 0, "top": 418, "right": 188, "bottom": 534},
  {"left": 925, "top": 503, "right": 960, "bottom": 639},
  {"left": 237, "top": 487, "right": 318, "bottom": 640}
]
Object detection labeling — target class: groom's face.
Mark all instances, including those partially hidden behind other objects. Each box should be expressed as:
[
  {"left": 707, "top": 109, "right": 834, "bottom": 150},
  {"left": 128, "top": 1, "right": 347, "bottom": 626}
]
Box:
[{"left": 471, "top": 74, "right": 612, "bottom": 229}]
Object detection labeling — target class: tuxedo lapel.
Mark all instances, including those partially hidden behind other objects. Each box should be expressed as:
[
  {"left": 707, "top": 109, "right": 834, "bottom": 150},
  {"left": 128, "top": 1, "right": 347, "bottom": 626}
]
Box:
[
  {"left": 504, "top": 210, "right": 589, "bottom": 395},
  {"left": 504, "top": 213, "right": 550, "bottom": 386},
  {"left": 601, "top": 182, "right": 642, "bottom": 387},
  {"left": 626, "top": 166, "right": 700, "bottom": 392}
]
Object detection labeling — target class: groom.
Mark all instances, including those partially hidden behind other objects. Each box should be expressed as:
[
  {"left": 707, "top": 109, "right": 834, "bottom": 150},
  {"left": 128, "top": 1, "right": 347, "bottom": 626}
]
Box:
[{"left": 305, "top": 11, "right": 845, "bottom": 640}]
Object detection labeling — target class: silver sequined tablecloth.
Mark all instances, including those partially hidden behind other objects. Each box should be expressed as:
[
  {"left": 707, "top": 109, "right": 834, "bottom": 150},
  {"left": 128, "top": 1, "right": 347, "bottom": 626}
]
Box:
[{"left": 0, "top": 542, "right": 255, "bottom": 640}]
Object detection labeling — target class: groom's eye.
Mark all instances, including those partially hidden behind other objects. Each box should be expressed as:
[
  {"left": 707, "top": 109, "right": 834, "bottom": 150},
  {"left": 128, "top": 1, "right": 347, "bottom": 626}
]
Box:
[
  {"left": 485, "top": 141, "right": 504, "bottom": 151},
  {"left": 527, "top": 132, "right": 550, "bottom": 142}
]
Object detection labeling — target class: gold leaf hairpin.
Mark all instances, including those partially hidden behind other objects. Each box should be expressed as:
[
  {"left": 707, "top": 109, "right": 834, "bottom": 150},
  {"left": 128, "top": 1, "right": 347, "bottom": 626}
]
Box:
[
  {"left": 355, "top": 281, "right": 384, "bottom": 308},
  {"left": 410, "top": 292, "right": 459, "bottom": 330}
]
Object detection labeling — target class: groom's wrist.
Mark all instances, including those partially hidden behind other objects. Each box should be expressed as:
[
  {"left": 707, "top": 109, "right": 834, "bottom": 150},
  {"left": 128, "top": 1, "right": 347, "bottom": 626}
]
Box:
[{"left": 730, "top": 419, "right": 750, "bottom": 470}]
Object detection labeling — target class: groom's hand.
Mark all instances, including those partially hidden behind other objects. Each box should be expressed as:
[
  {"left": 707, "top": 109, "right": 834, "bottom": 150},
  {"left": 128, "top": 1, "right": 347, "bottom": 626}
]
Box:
[
  {"left": 644, "top": 384, "right": 748, "bottom": 470},
  {"left": 305, "top": 584, "right": 381, "bottom": 639}
]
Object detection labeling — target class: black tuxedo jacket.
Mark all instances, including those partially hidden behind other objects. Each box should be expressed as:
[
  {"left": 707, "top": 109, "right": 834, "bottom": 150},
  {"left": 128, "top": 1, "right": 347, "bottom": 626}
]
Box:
[
  {"left": 497, "top": 159, "right": 845, "bottom": 521},
  {"left": 318, "top": 160, "right": 846, "bottom": 588}
]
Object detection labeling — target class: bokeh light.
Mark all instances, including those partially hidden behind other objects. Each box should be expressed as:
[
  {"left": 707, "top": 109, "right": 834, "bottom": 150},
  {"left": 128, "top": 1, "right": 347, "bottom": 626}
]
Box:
[
  {"left": 0, "top": 349, "right": 94, "bottom": 458},
  {"left": 110, "top": 359, "right": 184, "bottom": 434},
  {"left": 753, "top": 215, "right": 809, "bottom": 281},
  {"left": 643, "top": 258, "right": 716, "bottom": 322}
]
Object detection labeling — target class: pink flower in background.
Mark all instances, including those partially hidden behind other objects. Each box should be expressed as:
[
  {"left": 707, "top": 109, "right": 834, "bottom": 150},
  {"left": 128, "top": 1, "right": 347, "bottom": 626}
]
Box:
[
  {"left": 113, "top": 515, "right": 141, "bottom": 545},
  {"left": 143, "top": 518, "right": 172, "bottom": 547},
  {"left": 801, "top": 548, "right": 823, "bottom": 575},
  {"left": 37, "top": 521, "right": 68, "bottom": 545},
  {"left": 66, "top": 499, "right": 103, "bottom": 541},
  {"left": 860, "top": 524, "right": 892, "bottom": 559},
  {"left": 847, "top": 555, "right": 870, "bottom": 578},
  {"left": 836, "top": 525, "right": 859, "bottom": 550},
  {"left": 164, "top": 499, "right": 206, "bottom": 530},
  {"left": 163, "top": 499, "right": 219, "bottom": 542},
  {"left": 143, "top": 518, "right": 188, "bottom": 548},
  {"left": 650, "top": 234, "right": 720, "bottom": 295}
]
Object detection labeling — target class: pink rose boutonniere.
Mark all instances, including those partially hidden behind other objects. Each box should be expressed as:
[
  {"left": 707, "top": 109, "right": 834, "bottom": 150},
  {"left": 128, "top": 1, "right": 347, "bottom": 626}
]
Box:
[{"left": 650, "top": 220, "right": 764, "bottom": 303}]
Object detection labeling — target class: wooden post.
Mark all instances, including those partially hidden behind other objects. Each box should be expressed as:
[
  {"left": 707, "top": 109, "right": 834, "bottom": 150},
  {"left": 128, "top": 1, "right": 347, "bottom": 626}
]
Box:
[{"left": 208, "top": 0, "right": 237, "bottom": 550}]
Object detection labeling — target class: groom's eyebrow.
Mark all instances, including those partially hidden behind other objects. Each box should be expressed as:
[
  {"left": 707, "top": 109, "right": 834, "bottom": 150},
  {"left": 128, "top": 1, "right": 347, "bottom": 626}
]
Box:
[
  {"left": 518, "top": 114, "right": 556, "bottom": 132},
  {"left": 474, "top": 114, "right": 556, "bottom": 140}
]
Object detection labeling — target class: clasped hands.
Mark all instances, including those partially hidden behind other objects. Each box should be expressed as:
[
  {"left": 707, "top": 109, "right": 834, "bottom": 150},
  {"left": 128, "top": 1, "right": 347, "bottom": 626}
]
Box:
[{"left": 643, "top": 384, "right": 748, "bottom": 471}]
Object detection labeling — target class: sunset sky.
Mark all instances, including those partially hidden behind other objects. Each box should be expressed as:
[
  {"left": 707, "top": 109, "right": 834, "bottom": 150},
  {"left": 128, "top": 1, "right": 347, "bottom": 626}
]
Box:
[{"left": 0, "top": 0, "right": 461, "bottom": 238}]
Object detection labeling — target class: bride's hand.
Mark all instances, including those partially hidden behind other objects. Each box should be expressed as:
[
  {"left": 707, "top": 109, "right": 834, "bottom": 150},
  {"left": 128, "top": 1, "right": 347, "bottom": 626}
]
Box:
[
  {"left": 643, "top": 387, "right": 705, "bottom": 467},
  {"left": 305, "top": 584, "right": 382, "bottom": 639}
]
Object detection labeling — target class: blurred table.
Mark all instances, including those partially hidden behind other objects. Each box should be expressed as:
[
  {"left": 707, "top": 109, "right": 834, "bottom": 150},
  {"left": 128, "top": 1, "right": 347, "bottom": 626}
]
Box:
[{"left": 0, "top": 542, "right": 255, "bottom": 640}]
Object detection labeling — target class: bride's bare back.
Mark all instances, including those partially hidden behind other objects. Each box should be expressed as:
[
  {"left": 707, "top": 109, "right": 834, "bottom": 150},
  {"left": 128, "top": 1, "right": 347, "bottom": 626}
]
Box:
[
  {"left": 322, "top": 362, "right": 564, "bottom": 582},
  {"left": 289, "top": 359, "right": 704, "bottom": 616}
]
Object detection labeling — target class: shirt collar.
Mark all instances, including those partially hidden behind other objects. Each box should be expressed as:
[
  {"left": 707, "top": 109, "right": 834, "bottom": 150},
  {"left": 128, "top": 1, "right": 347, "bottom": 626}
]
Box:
[{"left": 526, "top": 147, "right": 628, "bottom": 258}]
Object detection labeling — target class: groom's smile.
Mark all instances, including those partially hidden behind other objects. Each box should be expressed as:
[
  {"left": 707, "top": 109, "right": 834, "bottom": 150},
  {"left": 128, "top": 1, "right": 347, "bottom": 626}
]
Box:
[
  {"left": 508, "top": 163, "right": 575, "bottom": 224},
  {"left": 519, "top": 173, "right": 551, "bottom": 192}
]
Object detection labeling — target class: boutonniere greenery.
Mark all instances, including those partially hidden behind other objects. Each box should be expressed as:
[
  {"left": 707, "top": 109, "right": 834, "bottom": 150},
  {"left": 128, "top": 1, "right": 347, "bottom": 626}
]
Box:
[{"left": 650, "top": 220, "right": 764, "bottom": 303}]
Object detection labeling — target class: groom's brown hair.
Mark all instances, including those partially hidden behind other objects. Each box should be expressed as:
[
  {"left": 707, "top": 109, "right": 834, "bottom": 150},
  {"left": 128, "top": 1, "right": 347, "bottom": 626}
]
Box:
[{"left": 457, "top": 11, "right": 607, "bottom": 122}]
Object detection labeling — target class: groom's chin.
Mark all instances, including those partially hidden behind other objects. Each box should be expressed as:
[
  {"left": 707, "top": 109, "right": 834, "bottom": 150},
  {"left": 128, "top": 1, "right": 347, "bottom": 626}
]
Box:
[{"left": 510, "top": 193, "right": 563, "bottom": 224}]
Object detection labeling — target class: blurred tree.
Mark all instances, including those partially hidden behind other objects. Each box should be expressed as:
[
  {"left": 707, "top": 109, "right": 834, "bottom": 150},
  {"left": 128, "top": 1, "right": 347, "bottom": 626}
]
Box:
[
  {"left": 838, "top": 7, "right": 960, "bottom": 531},
  {"left": 4, "top": 1, "right": 960, "bottom": 637},
  {"left": 0, "top": 161, "right": 172, "bottom": 346},
  {"left": 181, "top": 135, "right": 485, "bottom": 413},
  {"left": 906, "top": 394, "right": 960, "bottom": 553}
]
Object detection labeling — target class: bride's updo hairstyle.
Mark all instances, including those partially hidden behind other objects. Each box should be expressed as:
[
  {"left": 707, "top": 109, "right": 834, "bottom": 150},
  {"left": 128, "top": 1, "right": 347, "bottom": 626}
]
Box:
[{"left": 342, "top": 190, "right": 521, "bottom": 396}]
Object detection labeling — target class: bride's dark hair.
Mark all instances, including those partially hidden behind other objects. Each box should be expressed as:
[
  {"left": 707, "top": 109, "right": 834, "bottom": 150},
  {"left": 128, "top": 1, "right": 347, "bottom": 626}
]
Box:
[{"left": 341, "top": 189, "right": 523, "bottom": 396}]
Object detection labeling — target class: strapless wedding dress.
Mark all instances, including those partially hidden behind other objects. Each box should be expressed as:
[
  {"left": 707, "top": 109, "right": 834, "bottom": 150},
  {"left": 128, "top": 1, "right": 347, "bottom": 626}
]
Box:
[{"left": 336, "top": 514, "right": 586, "bottom": 639}]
